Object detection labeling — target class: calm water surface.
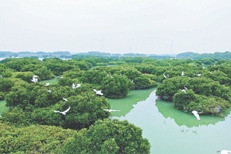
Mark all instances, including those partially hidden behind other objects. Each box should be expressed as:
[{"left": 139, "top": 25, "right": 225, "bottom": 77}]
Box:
[{"left": 112, "top": 90, "right": 231, "bottom": 154}]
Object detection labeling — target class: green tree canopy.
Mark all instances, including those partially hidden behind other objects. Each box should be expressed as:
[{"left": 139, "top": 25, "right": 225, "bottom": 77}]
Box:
[
  {"left": 63, "top": 119, "right": 150, "bottom": 154},
  {"left": 102, "top": 74, "right": 130, "bottom": 98},
  {"left": 0, "top": 122, "right": 76, "bottom": 154}
]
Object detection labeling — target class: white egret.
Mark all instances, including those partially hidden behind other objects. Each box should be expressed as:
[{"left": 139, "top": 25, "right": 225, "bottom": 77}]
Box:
[
  {"left": 181, "top": 89, "right": 186, "bottom": 93},
  {"left": 93, "top": 89, "right": 103, "bottom": 96},
  {"left": 54, "top": 107, "right": 71, "bottom": 115},
  {"left": 103, "top": 109, "right": 121, "bottom": 112},
  {"left": 192, "top": 110, "right": 200, "bottom": 120},
  {"left": 72, "top": 83, "right": 81, "bottom": 89},
  {"left": 184, "top": 86, "right": 188, "bottom": 90},
  {"left": 196, "top": 74, "right": 201, "bottom": 77},
  {"left": 31, "top": 75, "right": 38, "bottom": 83},
  {"left": 163, "top": 73, "right": 169, "bottom": 79},
  {"left": 63, "top": 97, "right": 68, "bottom": 102},
  {"left": 0, "top": 75, "right": 2, "bottom": 78},
  {"left": 38, "top": 58, "right": 44, "bottom": 61},
  {"left": 45, "top": 83, "right": 50, "bottom": 86},
  {"left": 180, "top": 86, "right": 188, "bottom": 93},
  {"left": 163, "top": 73, "right": 167, "bottom": 79},
  {"left": 181, "top": 71, "right": 184, "bottom": 76},
  {"left": 47, "top": 90, "right": 52, "bottom": 93}
]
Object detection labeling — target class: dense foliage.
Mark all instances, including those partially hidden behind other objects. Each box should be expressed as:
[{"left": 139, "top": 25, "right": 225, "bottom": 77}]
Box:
[
  {"left": 63, "top": 119, "right": 150, "bottom": 154},
  {"left": 4, "top": 83, "right": 110, "bottom": 129},
  {"left": 1, "top": 56, "right": 231, "bottom": 153},
  {"left": 0, "top": 57, "right": 154, "bottom": 153},
  {"left": 0, "top": 123, "right": 76, "bottom": 154},
  {"left": 155, "top": 61, "right": 231, "bottom": 116},
  {"left": 0, "top": 119, "right": 150, "bottom": 154}
]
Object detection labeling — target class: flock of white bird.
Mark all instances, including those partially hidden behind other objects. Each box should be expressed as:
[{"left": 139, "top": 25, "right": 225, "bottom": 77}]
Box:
[
  {"left": 31, "top": 72, "right": 209, "bottom": 122},
  {"left": 32, "top": 73, "right": 200, "bottom": 120},
  {"left": 28, "top": 76, "right": 114, "bottom": 115},
  {"left": 163, "top": 71, "right": 202, "bottom": 79},
  {"left": 26, "top": 73, "right": 231, "bottom": 153},
  {"left": 162, "top": 72, "right": 204, "bottom": 121},
  {"left": 51, "top": 82, "right": 119, "bottom": 115}
]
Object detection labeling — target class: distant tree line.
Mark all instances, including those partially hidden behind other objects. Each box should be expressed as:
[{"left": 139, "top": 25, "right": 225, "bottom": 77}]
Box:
[
  {"left": 176, "top": 51, "right": 231, "bottom": 59},
  {"left": 2, "top": 51, "right": 231, "bottom": 60}
]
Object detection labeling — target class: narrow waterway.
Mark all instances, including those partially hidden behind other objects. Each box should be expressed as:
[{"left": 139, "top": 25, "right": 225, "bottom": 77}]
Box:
[{"left": 112, "top": 90, "right": 231, "bottom": 154}]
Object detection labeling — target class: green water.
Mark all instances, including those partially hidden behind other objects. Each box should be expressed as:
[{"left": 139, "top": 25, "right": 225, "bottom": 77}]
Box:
[
  {"left": 112, "top": 90, "right": 231, "bottom": 154},
  {"left": 108, "top": 88, "right": 155, "bottom": 116}
]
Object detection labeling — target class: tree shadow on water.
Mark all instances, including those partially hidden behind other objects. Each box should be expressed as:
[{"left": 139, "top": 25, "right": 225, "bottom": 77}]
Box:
[{"left": 155, "top": 99, "right": 231, "bottom": 128}]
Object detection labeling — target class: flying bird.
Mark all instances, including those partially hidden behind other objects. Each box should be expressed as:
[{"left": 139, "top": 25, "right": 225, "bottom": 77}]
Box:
[
  {"left": 31, "top": 75, "right": 38, "bottom": 83},
  {"left": 47, "top": 90, "right": 52, "bottom": 93},
  {"left": 192, "top": 110, "right": 200, "bottom": 120},
  {"left": 63, "top": 97, "right": 68, "bottom": 102},
  {"left": 93, "top": 89, "right": 103, "bottom": 96},
  {"left": 181, "top": 89, "right": 186, "bottom": 93},
  {"left": 45, "top": 83, "right": 50, "bottom": 86},
  {"left": 38, "top": 58, "right": 44, "bottom": 61},
  {"left": 54, "top": 107, "right": 71, "bottom": 115},
  {"left": 72, "top": 83, "right": 81, "bottom": 89},
  {"left": 103, "top": 109, "right": 121, "bottom": 112}
]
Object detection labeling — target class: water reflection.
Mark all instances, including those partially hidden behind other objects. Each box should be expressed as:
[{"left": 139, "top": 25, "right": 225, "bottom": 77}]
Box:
[
  {"left": 155, "top": 100, "right": 229, "bottom": 128},
  {"left": 112, "top": 90, "right": 231, "bottom": 154}
]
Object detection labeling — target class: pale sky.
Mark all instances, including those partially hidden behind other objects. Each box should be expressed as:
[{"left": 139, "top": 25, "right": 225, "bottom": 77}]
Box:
[{"left": 0, "top": 0, "right": 231, "bottom": 54}]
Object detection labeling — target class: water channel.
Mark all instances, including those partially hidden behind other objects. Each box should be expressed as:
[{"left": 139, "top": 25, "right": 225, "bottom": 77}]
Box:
[{"left": 112, "top": 90, "right": 231, "bottom": 154}]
